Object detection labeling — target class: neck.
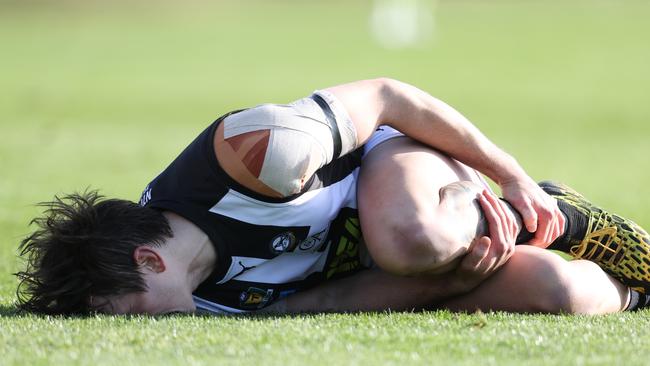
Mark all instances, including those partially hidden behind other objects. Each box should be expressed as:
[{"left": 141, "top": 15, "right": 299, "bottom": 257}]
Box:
[{"left": 162, "top": 211, "right": 217, "bottom": 292}]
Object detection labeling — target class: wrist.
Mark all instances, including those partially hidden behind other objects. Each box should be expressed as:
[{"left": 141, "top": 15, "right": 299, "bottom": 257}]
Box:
[{"left": 491, "top": 154, "right": 529, "bottom": 186}]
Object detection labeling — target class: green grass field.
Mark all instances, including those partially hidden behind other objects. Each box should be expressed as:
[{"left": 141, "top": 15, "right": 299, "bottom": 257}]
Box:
[{"left": 1, "top": 1, "right": 649, "bottom": 365}]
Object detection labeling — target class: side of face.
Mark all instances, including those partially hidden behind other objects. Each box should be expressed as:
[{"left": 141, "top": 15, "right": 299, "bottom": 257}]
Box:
[{"left": 93, "top": 246, "right": 196, "bottom": 315}]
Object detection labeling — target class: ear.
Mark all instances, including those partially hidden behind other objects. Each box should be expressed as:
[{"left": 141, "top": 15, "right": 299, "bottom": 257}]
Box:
[{"left": 133, "top": 246, "right": 166, "bottom": 273}]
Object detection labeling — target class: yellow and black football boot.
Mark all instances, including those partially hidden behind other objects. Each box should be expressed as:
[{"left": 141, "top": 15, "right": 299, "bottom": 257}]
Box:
[{"left": 540, "top": 181, "right": 650, "bottom": 293}]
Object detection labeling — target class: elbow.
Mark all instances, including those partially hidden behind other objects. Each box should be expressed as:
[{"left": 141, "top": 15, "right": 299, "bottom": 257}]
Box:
[
  {"left": 371, "top": 77, "right": 404, "bottom": 123},
  {"left": 374, "top": 77, "right": 401, "bottom": 96},
  {"left": 361, "top": 77, "right": 401, "bottom": 97}
]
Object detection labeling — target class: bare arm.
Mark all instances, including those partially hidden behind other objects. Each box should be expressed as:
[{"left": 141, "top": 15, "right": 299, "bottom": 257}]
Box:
[
  {"left": 327, "top": 78, "right": 523, "bottom": 185},
  {"left": 263, "top": 269, "right": 461, "bottom": 314},
  {"left": 325, "top": 78, "right": 564, "bottom": 247}
]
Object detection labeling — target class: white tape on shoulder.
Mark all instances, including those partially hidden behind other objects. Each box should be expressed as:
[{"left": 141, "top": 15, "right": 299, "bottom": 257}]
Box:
[{"left": 223, "top": 100, "right": 334, "bottom": 196}]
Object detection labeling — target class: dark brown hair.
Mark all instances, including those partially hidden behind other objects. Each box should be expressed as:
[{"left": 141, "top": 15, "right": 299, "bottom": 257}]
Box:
[{"left": 15, "top": 191, "right": 172, "bottom": 315}]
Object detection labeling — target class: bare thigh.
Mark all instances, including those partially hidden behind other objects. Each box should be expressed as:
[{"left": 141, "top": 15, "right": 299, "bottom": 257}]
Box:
[{"left": 358, "top": 137, "right": 487, "bottom": 275}]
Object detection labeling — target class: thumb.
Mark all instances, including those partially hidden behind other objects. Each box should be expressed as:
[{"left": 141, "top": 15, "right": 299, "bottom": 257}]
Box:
[{"left": 460, "top": 237, "right": 490, "bottom": 271}]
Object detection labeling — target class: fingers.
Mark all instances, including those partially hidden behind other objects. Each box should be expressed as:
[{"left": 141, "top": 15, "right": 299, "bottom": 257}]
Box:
[
  {"left": 477, "top": 189, "right": 516, "bottom": 271},
  {"left": 518, "top": 199, "right": 538, "bottom": 234},
  {"left": 528, "top": 202, "right": 552, "bottom": 246},
  {"left": 547, "top": 200, "right": 565, "bottom": 243},
  {"left": 556, "top": 205, "right": 566, "bottom": 239},
  {"left": 454, "top": 237, "right": 492, "bottom": 291},
  {"left": 501, "top": 180, "right": 566, "bottom": 248},
  {"left": 528, "top": 197, "right": 565, "bottom": 247},
  {"left": 491, "top": 195, "right": 518, "bottom": 245},
  {"left": 479, "top": 190, "right": 500, "bottom": 240}
]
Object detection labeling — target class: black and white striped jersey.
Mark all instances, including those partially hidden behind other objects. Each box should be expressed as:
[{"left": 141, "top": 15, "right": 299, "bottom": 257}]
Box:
[{"left": 139, "top": 92, "right": 403, "bottom": 314}]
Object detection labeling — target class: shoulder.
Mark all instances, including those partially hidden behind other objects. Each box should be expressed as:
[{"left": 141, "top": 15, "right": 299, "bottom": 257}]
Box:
[{"left": 213, "top": 119, "right": 282, "bottom": 198}]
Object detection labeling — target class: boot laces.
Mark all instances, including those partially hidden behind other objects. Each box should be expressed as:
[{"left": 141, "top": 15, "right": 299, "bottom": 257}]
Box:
[{"left": 569, "top": 211, "right": 625, "bottom": 266}]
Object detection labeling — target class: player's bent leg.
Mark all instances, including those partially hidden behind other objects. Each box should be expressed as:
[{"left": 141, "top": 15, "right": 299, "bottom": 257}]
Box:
[
  {"left": 358, "top": 137, "right": 488, "bottom": 276},
  {"left": 268, "top": 245, "right": 630, "bottom": 315},
  {"left": 439, "top": 246, "right": 630, "bottom": 314}
]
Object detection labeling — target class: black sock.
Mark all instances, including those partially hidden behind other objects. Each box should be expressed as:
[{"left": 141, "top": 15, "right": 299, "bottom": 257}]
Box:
[
  {"left": 625, "top": 289, "right": 650, "bottom": 311},
  {"left": 515, "top": 227, "right": 534, "bottom": 244},
  {"left": 547, "top": 200, "right": 587, "bottom": 251},
  {"left": 501, "top": 199, "right": 585, "bottom": 247}
]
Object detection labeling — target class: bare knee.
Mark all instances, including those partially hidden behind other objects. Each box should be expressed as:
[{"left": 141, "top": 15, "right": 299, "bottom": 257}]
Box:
[
  {"left": 362, "top": 181, "right": 484, "bottom": 276},
  {"left": 364, "top": 211, "right": 468, "bottom": 276}
]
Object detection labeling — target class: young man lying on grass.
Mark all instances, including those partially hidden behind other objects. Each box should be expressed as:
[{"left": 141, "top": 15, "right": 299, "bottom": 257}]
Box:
[{"left": 16, "top": 78, "right": 650, "bottom": 315}]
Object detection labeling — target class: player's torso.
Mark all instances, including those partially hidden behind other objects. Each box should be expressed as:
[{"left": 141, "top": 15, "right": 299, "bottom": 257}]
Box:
[
  {"left": 193, "top": 168, "right": 367, "bottom": 313},
  {"left": 141, "top": 111, "right": 369, "bottom": 314}
]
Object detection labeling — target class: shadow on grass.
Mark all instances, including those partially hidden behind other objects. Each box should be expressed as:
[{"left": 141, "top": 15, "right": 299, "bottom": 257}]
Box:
[
  {"left": 0, "top": 303, "right": 21, "bottom": 317},
  {"left": 1, "top": 301, "right": 602, "bottom": 320},
  {"left": 0, "top": 301, "right": 319, "bottom": 319},
  {"left": 0, "top": 302, "right": 413, "bottom": 320}
]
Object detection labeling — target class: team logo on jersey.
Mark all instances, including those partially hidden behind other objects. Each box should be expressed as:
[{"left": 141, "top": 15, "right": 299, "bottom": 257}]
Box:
[
  {"left": 239, "top": 287, "right": 274, "bottom": 309},
  {"left": 298, "top": 229, "right": 327, "bottom": 251},
  {"left": 325, "top": 211, "right": 363, "bottom": 279},
  {"left": 269, "top": 231, "right": 297, "bottom": 254}
]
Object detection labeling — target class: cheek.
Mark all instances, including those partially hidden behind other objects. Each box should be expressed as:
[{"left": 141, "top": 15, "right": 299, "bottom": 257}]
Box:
[
  {"left": 135, "top": 291, "right": 167, "bottom": 314},
  {"left": 136, "top": 285, "right": 190, "bottom": 314}
]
